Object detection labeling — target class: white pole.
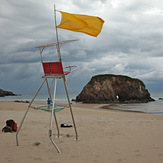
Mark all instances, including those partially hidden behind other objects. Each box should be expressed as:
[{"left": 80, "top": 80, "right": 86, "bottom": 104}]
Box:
[
  {"left": 50, "top": 78, "right": 57, "bottom": 130},
  {"left": 54, "top": 5, "right": 62, "bottom": 61},
  {"left": 16, "top": 78, "right": 46, "bottom": 146},
  {"left": 54, "top": 5, "right": 78, "bottom": 141},
  {"left": 49, "top": 78, "right": 61, "bottom": 153}
]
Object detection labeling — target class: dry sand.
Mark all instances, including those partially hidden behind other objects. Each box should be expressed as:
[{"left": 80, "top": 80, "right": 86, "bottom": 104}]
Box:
[{"left": 0, "top": 102, "right": 163, "bottom": 163}]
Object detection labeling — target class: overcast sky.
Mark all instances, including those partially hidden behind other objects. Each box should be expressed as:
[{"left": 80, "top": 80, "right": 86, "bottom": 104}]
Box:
[{"left": 0, "top": 0, "right": 163, "bottom": 95}]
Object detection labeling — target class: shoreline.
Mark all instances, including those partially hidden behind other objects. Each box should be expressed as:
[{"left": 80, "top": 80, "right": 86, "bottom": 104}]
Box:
[
  {"left": 1, "top": 101, "right": 163, "bottom": 114},
  {"left": 100, "top": 104, "right": 146, "bottom": 114}
]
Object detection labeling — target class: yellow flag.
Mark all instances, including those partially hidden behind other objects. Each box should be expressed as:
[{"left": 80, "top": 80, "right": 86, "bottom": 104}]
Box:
[{"left": 57, "top": 11, "right": 104, "bottom": 37}]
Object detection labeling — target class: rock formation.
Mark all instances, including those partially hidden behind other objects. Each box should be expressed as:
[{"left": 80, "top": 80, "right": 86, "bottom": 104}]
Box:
[
  {"left": 76, "top": 74, "right": 154, "bottom": 103},
  {"left": 0, "top": 89, "right": 16, "bottom": 97}
]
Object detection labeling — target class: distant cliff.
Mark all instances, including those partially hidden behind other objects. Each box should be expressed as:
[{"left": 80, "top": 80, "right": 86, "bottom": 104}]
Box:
[
  {"left": 76, "top": 74, "right": 154, "bottom": 103},
  {"left": 0, "top": 89, "right": 16, "bottom": 97}
]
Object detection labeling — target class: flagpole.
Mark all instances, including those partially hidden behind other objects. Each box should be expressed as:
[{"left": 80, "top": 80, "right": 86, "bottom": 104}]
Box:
[
  {"left": 53, "top": 5, "right": 78, "bottom": 141},
  {"left": 54, "top": 5, "right": 62, "bottom": 62}
]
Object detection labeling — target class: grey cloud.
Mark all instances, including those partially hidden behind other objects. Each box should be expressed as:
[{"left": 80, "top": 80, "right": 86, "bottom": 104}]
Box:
[{"left": 0, "top": 0, "right": 163, "bottom": 94}]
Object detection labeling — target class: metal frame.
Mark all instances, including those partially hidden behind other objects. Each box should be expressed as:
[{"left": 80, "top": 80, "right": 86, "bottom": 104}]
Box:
[
  {"left": 16, "top": 65, "right": 78, "bottom": 153},
  {"left": 16, "top": 5, "right": 79, "bottom": 153}
]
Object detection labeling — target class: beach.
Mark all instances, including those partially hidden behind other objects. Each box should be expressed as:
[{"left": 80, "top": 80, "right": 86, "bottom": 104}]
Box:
[{"left": 0, "top": 102, "right": 163, "bottom": 163}]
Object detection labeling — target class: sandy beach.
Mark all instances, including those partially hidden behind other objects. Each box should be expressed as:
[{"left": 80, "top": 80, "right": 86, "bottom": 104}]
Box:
[{"left": 0, "top": 102, "right": 163, "bottom": 163}]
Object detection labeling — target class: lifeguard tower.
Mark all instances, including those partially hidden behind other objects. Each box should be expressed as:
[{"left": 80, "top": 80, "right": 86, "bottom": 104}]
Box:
[
  {"left": 16, "top": 6, "right": 80, "bottom": 152},
  {"left": 16, "top": 39, "right": 79, "bottom": 153},
  {"left": 16, "top": 4, "right": 104, "bottom": 153}
]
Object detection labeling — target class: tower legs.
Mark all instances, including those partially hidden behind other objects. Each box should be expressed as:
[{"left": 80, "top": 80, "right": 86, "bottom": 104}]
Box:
[
  {"left": 63, "top": 76, "right": 78, "bottom": 140},
  {"left": 16, "top": 76, "right": 78, "bottom": 153},
  {"left": 16, "top": 79, "right": 46, "bottom": 146}
]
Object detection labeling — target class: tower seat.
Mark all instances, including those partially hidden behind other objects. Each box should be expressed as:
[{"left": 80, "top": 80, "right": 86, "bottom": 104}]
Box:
[{"left": 42, "top": 62, "right": 64, "bottom": 75}]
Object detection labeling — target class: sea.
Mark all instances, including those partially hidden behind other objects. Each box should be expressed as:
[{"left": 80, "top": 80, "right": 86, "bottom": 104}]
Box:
[
  {"left": 0, "top": 93, "right": 77, "bottom": 105},
  {"left": 105, "top": 92, "right": 163, "bottom": 114},
  {"left": 0, "top": 92, "right": 163, "bottom": 114}
]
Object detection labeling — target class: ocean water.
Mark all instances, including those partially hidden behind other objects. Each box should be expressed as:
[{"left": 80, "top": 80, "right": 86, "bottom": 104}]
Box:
[
  {"left": 105, "top": 92, "right": 163, "bottom": 114},
  {"left": 0, "top": 92, "right": 163, "bottom": 114},
  {"left": 0, "top": 94, "right": 77, "bottom": 105}
]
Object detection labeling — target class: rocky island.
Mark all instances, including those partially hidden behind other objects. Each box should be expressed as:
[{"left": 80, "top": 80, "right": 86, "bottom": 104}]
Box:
[
  {"left": 0, "top": 89, "right": 16, "bottom": 97},
  {"left": 76, "top": 74, "right": 154, "bottom": 103}
]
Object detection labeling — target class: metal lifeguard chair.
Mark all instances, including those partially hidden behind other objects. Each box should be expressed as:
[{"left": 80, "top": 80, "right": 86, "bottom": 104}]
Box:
[{"left": 16, "top": 39, "right": 79, "bottom": 153}]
